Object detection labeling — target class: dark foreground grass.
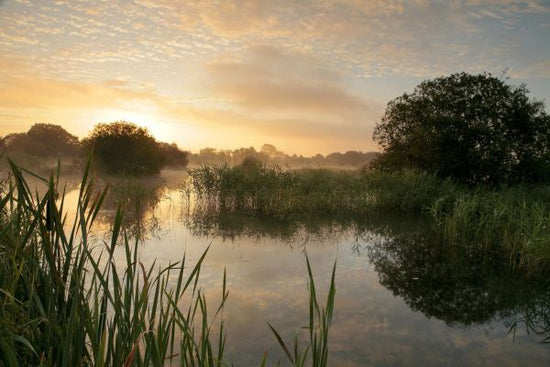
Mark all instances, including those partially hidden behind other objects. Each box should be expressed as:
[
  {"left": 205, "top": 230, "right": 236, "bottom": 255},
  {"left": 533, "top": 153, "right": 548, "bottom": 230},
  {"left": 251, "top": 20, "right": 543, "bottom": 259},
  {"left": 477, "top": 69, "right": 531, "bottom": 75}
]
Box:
[
  {"left": 188, "top": 165, "right": 550, "bottom": 275},
  {"left": 0, "top": 160, "right": 336, "bottom": 367}
]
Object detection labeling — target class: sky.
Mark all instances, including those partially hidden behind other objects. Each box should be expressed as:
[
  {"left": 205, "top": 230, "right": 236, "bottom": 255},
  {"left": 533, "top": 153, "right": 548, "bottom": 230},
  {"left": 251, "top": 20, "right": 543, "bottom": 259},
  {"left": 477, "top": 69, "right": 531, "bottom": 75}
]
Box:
[{"left": 0, "top": 0, "right": 549, "bottom": 155}]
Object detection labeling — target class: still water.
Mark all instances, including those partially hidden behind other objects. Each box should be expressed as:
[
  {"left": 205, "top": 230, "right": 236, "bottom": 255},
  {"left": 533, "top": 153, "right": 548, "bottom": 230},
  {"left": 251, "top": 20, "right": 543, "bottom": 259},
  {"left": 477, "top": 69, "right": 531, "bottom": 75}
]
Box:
[{"left": 62, "top": 171, "right": 549, "bottom": 366}]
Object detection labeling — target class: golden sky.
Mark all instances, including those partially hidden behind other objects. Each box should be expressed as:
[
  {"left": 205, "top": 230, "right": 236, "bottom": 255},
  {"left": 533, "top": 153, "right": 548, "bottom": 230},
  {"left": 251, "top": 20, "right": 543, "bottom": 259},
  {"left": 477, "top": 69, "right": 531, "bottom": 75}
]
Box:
[{"left": 0, "top": 0, "right": 549, "bottom": 154}]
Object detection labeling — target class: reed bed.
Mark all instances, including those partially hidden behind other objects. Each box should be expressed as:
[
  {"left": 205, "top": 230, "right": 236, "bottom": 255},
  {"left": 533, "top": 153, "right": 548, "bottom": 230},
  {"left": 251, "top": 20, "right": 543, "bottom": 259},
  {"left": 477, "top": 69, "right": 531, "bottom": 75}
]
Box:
[
  {"left": 0, "top": 160, "right": 337, "bottom": 366},
  {"left": 188, "top": 165, "right": 366, "bottom": 217},
  {"left": 0, "top": 161, "right": 230, "bottom": 366},
  {"left": 188, "top": 164, "right": 550, "bottom": 275},
  {"left": 428, "top": 186, "right": 550, "bottom": 275}
]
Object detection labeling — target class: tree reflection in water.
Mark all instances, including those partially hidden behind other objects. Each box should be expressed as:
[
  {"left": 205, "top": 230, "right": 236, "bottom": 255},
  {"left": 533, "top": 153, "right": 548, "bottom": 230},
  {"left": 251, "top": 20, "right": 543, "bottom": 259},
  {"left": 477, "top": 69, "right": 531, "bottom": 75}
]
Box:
[
  {"left": 186, "top": 202, "right": 550, "bottom": 343},
  {"left": 368, "top": 234, "right": 550, "bottom": 342},
  {"left": 92, "top": 180, "right": 550, "bottom": 345},
  {"left": 97, "top": 177, "right": 164, "bottom": 240}
]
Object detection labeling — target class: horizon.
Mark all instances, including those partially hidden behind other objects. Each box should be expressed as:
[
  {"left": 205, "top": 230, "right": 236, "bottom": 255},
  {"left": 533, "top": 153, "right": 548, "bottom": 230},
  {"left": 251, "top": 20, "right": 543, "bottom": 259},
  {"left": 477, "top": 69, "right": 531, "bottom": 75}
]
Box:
[
  {"left": 2, "top": 121, "right": 382, "bottom": 157},
  {"left": 1, "top": 0, "right": 549, "bottom": 155}
]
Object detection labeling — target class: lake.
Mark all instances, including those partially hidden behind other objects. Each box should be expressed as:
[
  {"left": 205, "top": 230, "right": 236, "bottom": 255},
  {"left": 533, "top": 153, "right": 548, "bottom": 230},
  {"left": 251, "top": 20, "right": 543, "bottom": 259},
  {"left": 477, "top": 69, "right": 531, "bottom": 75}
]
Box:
[{"left": 60, "top": 170, "right": 550, "bottom": 366}]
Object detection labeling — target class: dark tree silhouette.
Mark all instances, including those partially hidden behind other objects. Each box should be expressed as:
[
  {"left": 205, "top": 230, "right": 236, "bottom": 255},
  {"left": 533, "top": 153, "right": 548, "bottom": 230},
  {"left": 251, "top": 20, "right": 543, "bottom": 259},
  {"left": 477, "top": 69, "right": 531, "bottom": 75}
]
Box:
[
  {"left": 27, "top": 123, "right": 80, "bottom": 157},
  {"left": 83, "top": 121, "right": 166, "bottom": 176},
  {"left": 158, "top": 142, "right": 189, "bottom": 168},
  {"left": 3, "top": 132, "right": 49, "bottom": 156},
  {"left": 2, "top": 124, "right": 80, "bottom": 158},
  {"left": 373, "top": 72, "right": 550, "bottom": 185}
]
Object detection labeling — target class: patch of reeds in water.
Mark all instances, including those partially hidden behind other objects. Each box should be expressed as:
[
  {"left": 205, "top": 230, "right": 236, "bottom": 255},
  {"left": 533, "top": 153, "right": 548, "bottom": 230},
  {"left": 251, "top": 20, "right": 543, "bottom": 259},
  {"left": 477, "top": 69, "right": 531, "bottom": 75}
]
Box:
[
  {"left": 0, "top": 160, "right": 230, "bottom": 366},
  {"left": 428, "top": 186, "right": 550, "bottom": 275},
  {"left": 0, "top": 159, "right": 337, "bottom": 366},
  {"left": 188, "top": 165, "right": 369, "bottom": 218},
  {"left": 188, "top": 164, "right": 550, "bottom": 275}
]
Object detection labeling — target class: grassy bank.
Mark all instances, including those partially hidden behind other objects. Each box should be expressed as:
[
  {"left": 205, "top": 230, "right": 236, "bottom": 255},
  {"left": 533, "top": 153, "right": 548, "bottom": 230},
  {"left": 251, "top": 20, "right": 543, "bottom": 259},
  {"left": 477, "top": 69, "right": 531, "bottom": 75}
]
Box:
[
  {"left": 0, "top": 162, "right": 335, "bottom": 366},
  {"left": 188, "top": 165, "right": 550, "bottom": 274}
]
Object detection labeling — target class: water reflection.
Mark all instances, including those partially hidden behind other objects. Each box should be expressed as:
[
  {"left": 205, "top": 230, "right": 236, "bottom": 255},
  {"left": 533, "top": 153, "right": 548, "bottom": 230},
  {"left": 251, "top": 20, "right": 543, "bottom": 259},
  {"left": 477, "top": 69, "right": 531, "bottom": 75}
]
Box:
[
  {"left": 369, "top": 234, "right": 550, "bottom": 342},
  {"left": 186, "top": 202, "right": 424, "bottom": 244},
  {"left": 79, "top": 177, "right": 549, "bottom": 364},
  {"left": 95, "top": 177, "right": 165, "bottom": 240}
]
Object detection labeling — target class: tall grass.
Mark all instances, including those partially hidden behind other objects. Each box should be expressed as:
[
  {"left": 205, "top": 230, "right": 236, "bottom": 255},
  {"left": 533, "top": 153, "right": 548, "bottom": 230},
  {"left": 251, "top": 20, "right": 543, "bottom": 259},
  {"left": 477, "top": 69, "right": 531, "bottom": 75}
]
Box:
[
  {"left": 188, "top": 165, "right": 367, "bottom": 217},
  {"left": 0, "top": 160, "right": 228, "bottom": 366},
  {"left": 267, "top": 257, "right": 336, "bottom": 367},
  {"left": 428, "top": 186, "right": 550, "bottom": 275},
  {"left": 188, "top": 164, "right": 550, "bottom": 275},
  {"left": 0, "top": 160, "right": 338, "bottom": 366}
]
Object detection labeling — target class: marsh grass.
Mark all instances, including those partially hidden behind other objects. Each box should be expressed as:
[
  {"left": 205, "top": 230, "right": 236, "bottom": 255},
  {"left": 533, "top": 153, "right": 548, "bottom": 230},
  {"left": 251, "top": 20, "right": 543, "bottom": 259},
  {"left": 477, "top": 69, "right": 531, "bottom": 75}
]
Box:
[
  {"left": 0, "top": 159, "right": 339, "bottom": 366},
  {"left": 188, "top": 165, "right": 366, "bottom": 218},
  {"left": 0, "top": 160, "right": 228, "bottom": 366},
  {"left": 267, "top": 257, "right": 336, "bottom": 367},
  {"left": 428, "top": 186, "right": 550, "bottom": 275},
  {"left": 188, "top": 164, "right": 550, "bottom": 275}
]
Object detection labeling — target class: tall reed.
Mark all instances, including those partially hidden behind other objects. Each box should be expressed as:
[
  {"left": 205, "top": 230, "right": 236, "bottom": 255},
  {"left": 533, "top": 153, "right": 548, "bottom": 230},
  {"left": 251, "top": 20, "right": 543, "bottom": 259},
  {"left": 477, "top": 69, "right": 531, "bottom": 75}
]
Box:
[
  {"left": 0, "top": 160, "right": 339, "bottom": 366},
  {"left": 0, "top": 160, "right": 227, "bottom": 366},
  {"left": 267, "top": 256, "right": 336, "bottom": 367},
  {"left": 188, "top": 164, "right": 550, "bottom": 275}
]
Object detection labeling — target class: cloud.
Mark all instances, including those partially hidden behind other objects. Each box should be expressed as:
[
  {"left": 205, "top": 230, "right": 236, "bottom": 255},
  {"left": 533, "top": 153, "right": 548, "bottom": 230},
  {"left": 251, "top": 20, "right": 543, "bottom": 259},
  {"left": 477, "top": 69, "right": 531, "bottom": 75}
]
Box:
[
  {"left": 0, "top": 53, "right": 379, "bottom": 154},
  {"left": 0, "top": 0, "right": 548, "bottom": 153},
  {"left": 206, "top": 45, "right": 377, "bottom": 118},
  {"left": 2, "top": 0, "right": 549, "bottom": 80}
]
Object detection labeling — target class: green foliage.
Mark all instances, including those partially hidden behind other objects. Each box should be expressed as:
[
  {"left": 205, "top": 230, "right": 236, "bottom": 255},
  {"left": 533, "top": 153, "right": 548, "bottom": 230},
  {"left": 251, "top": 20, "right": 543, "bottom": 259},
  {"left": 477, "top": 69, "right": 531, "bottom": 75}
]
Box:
[
  {"left": 2, "top": 123, "right": 80, "bottom": 158},
  {"left": 188, "top": 164, "right": 366, "bottom": 218},
  {"left": 83, "top": 121, "right": 166, "bottom": 176},
  {"left": 0, "top": 161, "right": 227, "bottom": 366},
  {"left": 373, "top": 72, "right": 550, "bottom": 185},
  {"left": 189, "top": 165, "right": 550, "bottom": 274},
  {"left": 427, "top": 186, "right": 550, "bottom": 275}
]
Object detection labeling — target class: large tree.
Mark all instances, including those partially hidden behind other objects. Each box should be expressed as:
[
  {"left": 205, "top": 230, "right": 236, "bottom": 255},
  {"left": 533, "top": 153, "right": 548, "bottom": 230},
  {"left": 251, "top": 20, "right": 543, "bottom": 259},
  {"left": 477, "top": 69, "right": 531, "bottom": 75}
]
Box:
[
  {"left": 82, "top": 121, "right": 165, "bottom": 176},
  {"left": 373, "top": 72, "right": 550, "bottom": 185}
]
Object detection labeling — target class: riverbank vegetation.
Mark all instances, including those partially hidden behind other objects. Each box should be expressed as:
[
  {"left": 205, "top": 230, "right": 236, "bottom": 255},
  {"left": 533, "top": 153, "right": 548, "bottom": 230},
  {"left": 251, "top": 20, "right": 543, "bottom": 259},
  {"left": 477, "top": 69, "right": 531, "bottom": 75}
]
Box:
[
  {"left": 0, "top": 161, "right": 336, "bottom": 366},
  {"left": 187, "top": 163, "right": 550, "bottom": 275}
]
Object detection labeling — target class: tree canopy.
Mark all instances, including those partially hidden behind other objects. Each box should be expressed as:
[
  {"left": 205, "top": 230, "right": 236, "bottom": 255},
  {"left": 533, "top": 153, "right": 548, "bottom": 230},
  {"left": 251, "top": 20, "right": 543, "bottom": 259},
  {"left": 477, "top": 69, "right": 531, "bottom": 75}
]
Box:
[
  {"left": 83, "top": 121, "right": 187, "bottom": 176},
  {"left": 373, "top": 72, "right": 550, "bottom": 185},
  {"left": 2, "top": 123, "right": 80, "bottom": 157}
]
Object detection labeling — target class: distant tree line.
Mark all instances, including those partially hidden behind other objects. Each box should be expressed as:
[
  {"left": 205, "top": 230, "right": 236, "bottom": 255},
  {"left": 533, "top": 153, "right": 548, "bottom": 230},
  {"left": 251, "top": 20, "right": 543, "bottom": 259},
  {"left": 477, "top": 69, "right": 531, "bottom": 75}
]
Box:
[
  {"left": 189, "top": 144, "right": 380, "bottom": 169},
  {"left": 0, "top": 122, "right": 378, "bottom": 175},
  {"left": 0, "top": 122, "right": 189, "bottom": 175}
]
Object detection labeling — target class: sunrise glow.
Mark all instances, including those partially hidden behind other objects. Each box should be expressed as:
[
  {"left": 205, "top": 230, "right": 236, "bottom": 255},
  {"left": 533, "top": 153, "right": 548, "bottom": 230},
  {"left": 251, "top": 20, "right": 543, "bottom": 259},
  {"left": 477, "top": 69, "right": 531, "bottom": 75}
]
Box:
[{"left": 0, "top": 0, "right": 548, "bottom": 154}]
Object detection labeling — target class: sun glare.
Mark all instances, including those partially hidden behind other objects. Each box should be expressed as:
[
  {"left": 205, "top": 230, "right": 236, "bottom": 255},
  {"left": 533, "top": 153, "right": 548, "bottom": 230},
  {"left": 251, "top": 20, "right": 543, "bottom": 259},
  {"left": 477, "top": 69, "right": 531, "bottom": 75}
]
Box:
[{"left": 90, "top": 108, "right": 166, "bottom": 139}]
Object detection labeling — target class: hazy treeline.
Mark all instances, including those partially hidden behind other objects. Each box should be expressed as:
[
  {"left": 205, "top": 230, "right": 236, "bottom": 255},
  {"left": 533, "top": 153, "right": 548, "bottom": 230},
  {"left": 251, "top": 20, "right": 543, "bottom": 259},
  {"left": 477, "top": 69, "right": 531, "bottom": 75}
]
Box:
[
  {"left": 189, "top": 144, "right": 380, "bottom": 169},
  {"left": 0, "top": 124, "right": 380, "bottom": 172},
  {"left": 0, "top": 123, "right": 188, "bottom": 173}
]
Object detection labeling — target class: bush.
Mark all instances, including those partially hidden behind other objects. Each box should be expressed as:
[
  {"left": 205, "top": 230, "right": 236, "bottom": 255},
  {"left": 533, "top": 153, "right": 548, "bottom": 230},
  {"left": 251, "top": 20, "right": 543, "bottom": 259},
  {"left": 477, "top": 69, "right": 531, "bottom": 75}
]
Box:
[
  {"left": 373, "top": 72, "right": 550, "bottom": 185},
  {"left": 83, "top": 121, "right": 166, "bottom": 176}
]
